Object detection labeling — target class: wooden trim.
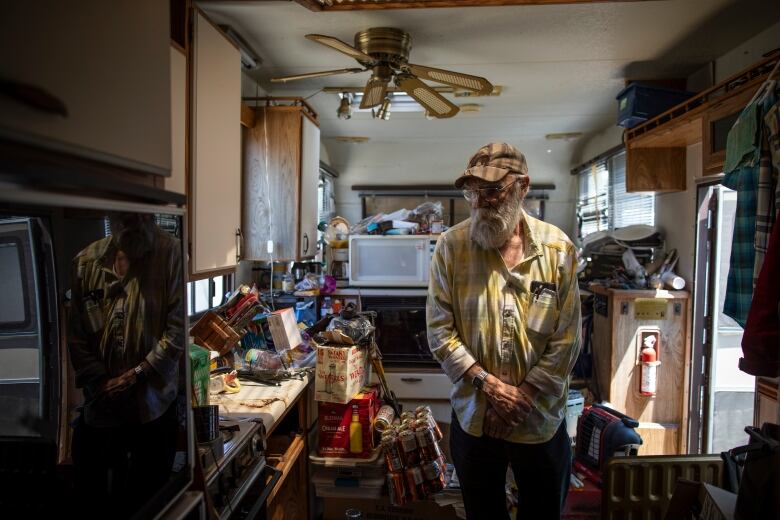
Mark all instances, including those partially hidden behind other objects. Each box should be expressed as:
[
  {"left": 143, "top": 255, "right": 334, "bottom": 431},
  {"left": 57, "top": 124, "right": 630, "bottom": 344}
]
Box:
[
  {"left": 187, "top": 266, "right": 235, "bottom": 282},
  {"left": 170, "top": 39, "right": 186, "bottom": 55},
  {"left": 296, "top": 112, "right": 304, "bottom": 259},
  {"left": 626, "top": 53, "right": 779, "bottom": 144},
  {"left": 242, "top": 96, "right": 319, "bottom": 124},
  {"left": 240, "top": 102, "right": 255, "bottom": 128},
  {"left": 186, "top": 4, "right": 195, "bottom": 278},
  {"left": 266, "top": 434, "right": 305, "bottom": 506},
  {"left": 293, "top": 0, "right": 650, "bottom": 10}
]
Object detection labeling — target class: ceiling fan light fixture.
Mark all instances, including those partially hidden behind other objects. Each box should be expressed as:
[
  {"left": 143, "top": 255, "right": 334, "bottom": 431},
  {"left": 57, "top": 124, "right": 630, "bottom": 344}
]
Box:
[
  {"left": 337, "top": 94, "right": 353, "bottom": 120},
  {"left": 374, "top": 97, "right": 391, "bottom": 120}
]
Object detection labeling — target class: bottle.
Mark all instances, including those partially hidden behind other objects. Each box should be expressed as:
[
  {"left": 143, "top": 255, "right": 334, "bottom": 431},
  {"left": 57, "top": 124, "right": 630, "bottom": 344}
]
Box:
[
  {"left": 332, "top": 298, "right": 342, "bottom": 315},
  {"left": 321, "top": 296, "right": 332, "bottom": 318},
  {"left": 325, "top": 362, "right": 336, "bottom": 394},
  {"left": 349, "top": 404, "right": 363, "bottom": 454},
  {"left": 281, "top": 272, "right": 294, "bottom": 292}
]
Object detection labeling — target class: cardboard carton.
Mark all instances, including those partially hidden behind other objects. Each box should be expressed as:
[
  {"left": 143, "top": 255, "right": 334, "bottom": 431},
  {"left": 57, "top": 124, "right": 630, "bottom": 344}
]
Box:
[
  {"left": 315, "top": 340, "right": 368, "bottom": 404},
  {"left": 318, "top": 387, "right": 379, "bottom": 458},
  {"left": 267, "top": 307, "right": 303, "bottom": 351}
]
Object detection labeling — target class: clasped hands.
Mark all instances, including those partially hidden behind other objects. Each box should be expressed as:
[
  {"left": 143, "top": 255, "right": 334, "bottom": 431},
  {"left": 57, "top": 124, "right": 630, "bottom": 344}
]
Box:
[
  {"left": 480, "top": 372, "right": 537, "bottom": 439},
  {"left": 96, "top": 361, "right": 151, "bottom": 400}
]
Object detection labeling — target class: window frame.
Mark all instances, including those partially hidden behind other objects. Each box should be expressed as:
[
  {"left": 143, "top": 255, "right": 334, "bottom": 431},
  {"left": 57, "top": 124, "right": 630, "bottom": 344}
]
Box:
[{"left": 187, "top": 273, "right": 234, "bottom": 320}]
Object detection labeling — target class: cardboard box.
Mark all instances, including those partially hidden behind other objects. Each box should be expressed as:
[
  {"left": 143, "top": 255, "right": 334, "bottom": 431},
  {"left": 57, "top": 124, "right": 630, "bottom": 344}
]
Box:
[
  {"left": 319, "top": 387, "right": 379, "bottom": 458},
  {"left": 315, "top": 342, "right": 368, "bottom": 404},
  {"left": 322, "top": 497, "right": 460, "bottom": 520},
  {"left": 267, "top": 307, "right": 303, "bottom": 351},
  {"left": 699, "top": 483, "right": 736, "bottom": 520}
]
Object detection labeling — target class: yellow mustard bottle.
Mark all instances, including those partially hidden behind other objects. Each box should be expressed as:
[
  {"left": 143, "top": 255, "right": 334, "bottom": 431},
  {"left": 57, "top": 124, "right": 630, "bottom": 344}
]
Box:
[{"left": 349, "top": 404, "right": 363, "bottom": 454}]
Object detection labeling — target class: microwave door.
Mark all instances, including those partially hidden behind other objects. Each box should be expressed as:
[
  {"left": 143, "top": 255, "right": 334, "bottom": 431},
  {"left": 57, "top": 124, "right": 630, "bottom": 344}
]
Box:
[{"left": 0, "top": 217, "right": 59, "bottom": 439}]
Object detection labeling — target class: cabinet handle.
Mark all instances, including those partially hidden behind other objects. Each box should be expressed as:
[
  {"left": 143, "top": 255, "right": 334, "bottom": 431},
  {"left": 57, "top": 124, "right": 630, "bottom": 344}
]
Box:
[
  {"left": 400, "top": 377, "right": 422, "bottom": 383},
  {"left": 235, "top": 227, "right": 243, "bottom": 262},
  {"left": 303, "top": 233, "right": 309, "bottom": 255},
  {"left": 0, "top": 79, "right": 68, "bottom": 117}
]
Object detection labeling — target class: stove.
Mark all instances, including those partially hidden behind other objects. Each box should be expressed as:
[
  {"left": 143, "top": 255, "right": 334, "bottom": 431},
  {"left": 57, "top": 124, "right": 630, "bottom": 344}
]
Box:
[{"left": 199, "top": 418, "right": 281, "bottom": 519}]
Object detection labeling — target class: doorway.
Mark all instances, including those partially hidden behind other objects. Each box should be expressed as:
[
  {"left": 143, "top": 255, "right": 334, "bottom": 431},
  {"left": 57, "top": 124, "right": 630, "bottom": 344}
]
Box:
[{"left": 691, "top": 183, "right": 755, "bottom": 454}]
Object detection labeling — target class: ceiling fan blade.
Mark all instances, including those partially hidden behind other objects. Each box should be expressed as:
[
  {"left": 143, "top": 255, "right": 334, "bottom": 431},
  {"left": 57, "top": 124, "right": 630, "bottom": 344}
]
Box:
[
  {"left": 305, "top": 34, "right": 375, "bottom": 64},
  {"left": 405, "top": 64, "right": 493, "bottom": 95},
  {"left": 396, "top": 75, "right": 459, "bottom": 119},
  {"left": 359, "top": 77, "right": 388, "bottom": 109},
  {"left": 271, "top": 67, "right": 365, "bottom": 83}
]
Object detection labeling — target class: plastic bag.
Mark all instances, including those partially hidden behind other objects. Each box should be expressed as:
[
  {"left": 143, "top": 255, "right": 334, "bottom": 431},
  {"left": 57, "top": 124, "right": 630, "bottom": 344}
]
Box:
[
  {"left": 295, "top": 300, "right": 317, "bottom": 326},
  {"left": 326, "top": 314, "right": 375, "bottom": 345}
]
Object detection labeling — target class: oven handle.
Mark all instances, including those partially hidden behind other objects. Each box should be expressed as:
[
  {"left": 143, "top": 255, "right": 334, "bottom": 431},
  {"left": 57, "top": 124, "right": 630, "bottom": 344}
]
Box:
[
  {"left": 400, "top": 377, "right": 423, "bottom": 383},
  {"left": 242, "top": 464, "right": 283, "bottom": 519}
]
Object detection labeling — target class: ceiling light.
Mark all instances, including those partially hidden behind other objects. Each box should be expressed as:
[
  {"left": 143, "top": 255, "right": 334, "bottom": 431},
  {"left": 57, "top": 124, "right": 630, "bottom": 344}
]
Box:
[
  {"left": 337, "top": 93, "right": 352, "bottom": 120},
  {"left": 374, "top": 97, "right": 391, "bottom": 120},
  {"left": 334, "top": 136, "right": 370, "bottom": 143},
  {"left": 545, "top": 132, "right": 584, "bottom": 141},
  {"left": 458, "top": 103, "right": 482, "bottom": 112},
  {"left": 547, "top": 149, "right": 553, "bottom": 154}
]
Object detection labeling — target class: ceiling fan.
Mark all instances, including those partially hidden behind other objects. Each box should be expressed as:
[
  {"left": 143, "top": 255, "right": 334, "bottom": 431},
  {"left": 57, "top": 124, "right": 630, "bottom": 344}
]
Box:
[{"left": 271, "top": 27, "right": 493, "bottom": 119}]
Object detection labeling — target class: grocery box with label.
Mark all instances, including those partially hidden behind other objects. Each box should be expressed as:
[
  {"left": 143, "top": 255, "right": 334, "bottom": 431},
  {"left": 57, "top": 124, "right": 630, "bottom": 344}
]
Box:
[
  {"left": 315, "top": 335, "right": 368, "bottom": 404},
  {"left": 319, "top": 386, "right": 379, "bottom": 458}
]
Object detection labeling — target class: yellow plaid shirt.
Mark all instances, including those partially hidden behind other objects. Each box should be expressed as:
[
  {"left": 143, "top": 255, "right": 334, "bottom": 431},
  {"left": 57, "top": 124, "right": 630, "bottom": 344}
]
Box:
[{"left": 427, "top": 212, "right": 581, "bottom": 443}]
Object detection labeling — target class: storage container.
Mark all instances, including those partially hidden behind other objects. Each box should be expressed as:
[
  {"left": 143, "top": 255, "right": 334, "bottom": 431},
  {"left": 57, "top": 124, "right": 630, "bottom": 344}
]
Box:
[
  {"left": 565, "top": 389, "right": 585, "bottom": 439},
  {"left": 616, "top": 83, "right": 695, "bottom": 128}
]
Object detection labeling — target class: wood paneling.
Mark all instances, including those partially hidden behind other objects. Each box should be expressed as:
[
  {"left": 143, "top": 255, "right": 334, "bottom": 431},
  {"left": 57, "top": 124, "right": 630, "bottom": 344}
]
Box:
[
  {"left": 241, "top": 102, "right": 256, "bottom": 128},
  {"left": 591, "top": 287, "right": 691, "bottom": 455},
  {"left": 626, "top": 147, "right": 686, "bottom": 192},
  {"left": 242, "top": 107, "right": 302, "bottom": 261},
  {"left": 636, "top": 423, "right": 680, "bottom": 456}
]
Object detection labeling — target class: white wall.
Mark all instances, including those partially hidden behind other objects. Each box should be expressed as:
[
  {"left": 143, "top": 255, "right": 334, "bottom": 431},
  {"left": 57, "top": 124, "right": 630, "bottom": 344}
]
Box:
[
  {"left": 654, "top": 142, "right": 701, "bottom": 286},
  {"left": 328, "top": 137, "right": 578, "bottom": 238}
]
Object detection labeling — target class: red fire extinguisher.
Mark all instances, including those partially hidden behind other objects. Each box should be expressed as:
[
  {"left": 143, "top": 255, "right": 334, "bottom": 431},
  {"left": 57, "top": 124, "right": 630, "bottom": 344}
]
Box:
[{"left": 640, "top": 343, "right": 661, "bottom": 396}]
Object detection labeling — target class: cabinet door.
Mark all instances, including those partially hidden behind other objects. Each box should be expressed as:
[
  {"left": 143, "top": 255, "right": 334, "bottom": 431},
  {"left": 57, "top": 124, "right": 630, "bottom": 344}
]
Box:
[
  {"left": 190, "top": 12, "right": 241, "bottom": 275},
  {"left": 167, "top": 46, "right": 187, "bottom": 195},
  {"left": 0, "top": 0, "right": 171, "bottom": 176},
  {"left": 299, "top": 116, "right": 320, "bottom": 259},
  {"left": 702, "top": 86, "right": 756, "bottom": 175}
]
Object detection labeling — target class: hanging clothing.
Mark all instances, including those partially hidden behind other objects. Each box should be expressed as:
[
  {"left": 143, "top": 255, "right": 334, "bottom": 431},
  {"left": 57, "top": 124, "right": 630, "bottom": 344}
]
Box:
[
  {"left": 722, "top": 89, "right": 778, "bottom": 327},
  {"left": 740, "top": 208, "right": 780, "bottom": 377}
]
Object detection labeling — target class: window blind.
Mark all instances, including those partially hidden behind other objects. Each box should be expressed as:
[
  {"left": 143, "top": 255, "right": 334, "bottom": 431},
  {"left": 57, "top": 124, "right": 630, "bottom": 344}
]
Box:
[
  {"left": 576, "top": 162, "right": 609, "bottom": 239},
  {"left": 609, "top": 152, "right": 655, "bottom": 230}
]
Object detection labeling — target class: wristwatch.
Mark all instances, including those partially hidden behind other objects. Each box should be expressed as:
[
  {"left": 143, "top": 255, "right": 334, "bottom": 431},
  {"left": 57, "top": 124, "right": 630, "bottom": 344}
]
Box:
[
  {"left": 471, "top": 368, "right": 489, "bottom": 390},
  {"left": 133, "top": 364, "right": 146, "bottom": 381}
]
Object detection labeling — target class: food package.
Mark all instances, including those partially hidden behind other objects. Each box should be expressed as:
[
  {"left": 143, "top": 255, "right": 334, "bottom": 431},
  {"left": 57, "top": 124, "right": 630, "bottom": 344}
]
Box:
[
  {"left": 189, "top": 343, "right": 210, "bottom": 406},
  {"left": 315, "top": 341, "right": 368, "bottom": 404},
  {"left": 267, "top": 307, "right": 303, "bottom": 352},
  {"left": 318, "top": 386, "right": 379, "bottom": 458}
]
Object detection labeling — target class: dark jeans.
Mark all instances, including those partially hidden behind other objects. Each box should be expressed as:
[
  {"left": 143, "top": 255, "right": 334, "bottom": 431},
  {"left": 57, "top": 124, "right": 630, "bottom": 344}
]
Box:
[
  {"left": 450, "top": 410, "right": 571, "bottom": 520},
  {"left": 72, "top": 403, "right": 177, "bottom": 518}
]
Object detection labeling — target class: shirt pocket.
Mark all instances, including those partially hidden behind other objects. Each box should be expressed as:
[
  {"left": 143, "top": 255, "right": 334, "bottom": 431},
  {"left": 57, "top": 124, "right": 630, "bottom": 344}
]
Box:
[{"left": 525, "top": 291, "right": 559, "bottom": 337}]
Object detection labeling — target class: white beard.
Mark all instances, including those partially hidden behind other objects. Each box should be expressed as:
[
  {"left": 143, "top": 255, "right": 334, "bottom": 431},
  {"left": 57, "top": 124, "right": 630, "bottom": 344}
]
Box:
[{"left": 469, "top": 186, "right": 524, "bottom": 250}]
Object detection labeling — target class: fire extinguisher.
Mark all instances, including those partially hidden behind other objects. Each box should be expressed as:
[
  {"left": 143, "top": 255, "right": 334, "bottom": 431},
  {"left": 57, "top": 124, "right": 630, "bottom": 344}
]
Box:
[{"left": 640, "top": 344, "right": 661, "bottom": 396}]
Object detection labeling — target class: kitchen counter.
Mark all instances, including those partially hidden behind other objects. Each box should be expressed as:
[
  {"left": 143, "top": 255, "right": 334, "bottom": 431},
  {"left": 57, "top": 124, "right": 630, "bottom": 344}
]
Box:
[{"left": 211, "top": 373, "right": 313, "bottom": 435}]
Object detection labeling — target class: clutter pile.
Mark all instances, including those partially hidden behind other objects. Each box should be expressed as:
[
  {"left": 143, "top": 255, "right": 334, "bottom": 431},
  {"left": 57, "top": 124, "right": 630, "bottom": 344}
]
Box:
[
  {"left": 350, "top": 201, "right": 444, "bottom": 236},
  {"left": 578, "top": 225, "right": 685, "bottom": 290}
]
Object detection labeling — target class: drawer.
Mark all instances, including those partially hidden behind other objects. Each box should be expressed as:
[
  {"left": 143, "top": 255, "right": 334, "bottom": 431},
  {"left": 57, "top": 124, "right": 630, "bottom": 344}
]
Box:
[{"left": 374, "top": 371, "right": 452, "bottom": 400}]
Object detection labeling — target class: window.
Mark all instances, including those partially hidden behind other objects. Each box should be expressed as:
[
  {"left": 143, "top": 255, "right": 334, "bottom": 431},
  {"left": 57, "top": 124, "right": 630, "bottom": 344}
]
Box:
[
  {"left": 576, "top": 149, "right": 654, "bottom": 241},
  {"left": 187, "top": 274, "right": 233, "bottom": 318}
]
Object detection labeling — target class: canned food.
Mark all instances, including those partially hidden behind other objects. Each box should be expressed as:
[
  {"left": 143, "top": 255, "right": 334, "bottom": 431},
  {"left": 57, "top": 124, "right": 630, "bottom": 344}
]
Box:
[
  {"left": 382, "top": 436, "right": 404, "bottom": 472},
  {"left": 398, "top": 430, "right": 420, "bottom": 467},
  {"left": 375, "top": 405, "right": 396, "bottom": 433},
  {"left": 387, "top": 471, "right": 408, "bottom": 506},
  {"left": 405, "top": 466, "right": 426, "bottom": 500},
  {"left": 417, "top": 410, "right": 443, "bottom": 442},
  {"left": 422, "top": 461, "right": 444, "bottom": 493}
]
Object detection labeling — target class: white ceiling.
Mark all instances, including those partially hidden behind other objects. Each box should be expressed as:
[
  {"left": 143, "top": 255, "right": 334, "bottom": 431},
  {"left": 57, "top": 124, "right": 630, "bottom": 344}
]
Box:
[{"left": 202, "top": 0, "right": 780, "bottom": 146}]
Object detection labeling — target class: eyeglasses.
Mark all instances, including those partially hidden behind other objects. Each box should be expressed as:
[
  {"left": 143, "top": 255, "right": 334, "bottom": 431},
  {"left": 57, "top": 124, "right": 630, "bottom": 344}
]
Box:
[{"left": 462, "top": 178, "right": 519, "bottom": 203}]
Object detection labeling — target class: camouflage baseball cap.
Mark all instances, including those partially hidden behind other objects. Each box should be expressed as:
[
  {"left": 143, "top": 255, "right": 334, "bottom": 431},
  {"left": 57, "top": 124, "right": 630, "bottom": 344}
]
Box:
[{"left": 454, "top": 142, "right": 529, "bottom": 189}]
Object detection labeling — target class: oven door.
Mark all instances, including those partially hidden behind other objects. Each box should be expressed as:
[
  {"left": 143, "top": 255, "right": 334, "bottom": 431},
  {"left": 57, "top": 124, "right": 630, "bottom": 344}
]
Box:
[{"left": 361, "top": 294, "right": 437, "bottom": 368}]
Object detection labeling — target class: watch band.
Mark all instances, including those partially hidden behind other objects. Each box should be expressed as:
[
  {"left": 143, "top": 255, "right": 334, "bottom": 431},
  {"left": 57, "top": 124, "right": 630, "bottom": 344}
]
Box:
[
  {"left": 133, "top": 364, "right": 146, "bottom": 381},
  {"left": 472, "top": 369, "right": 489, "bottom": 390}
]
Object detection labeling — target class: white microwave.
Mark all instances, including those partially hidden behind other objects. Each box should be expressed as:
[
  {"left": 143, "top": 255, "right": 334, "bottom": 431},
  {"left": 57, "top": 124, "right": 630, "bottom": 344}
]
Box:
[{"left": 349, "top": 235, "right": 437, "bottom": 287}]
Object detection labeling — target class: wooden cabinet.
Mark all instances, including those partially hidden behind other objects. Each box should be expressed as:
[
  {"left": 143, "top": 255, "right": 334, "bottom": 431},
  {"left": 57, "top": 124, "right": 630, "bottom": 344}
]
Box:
[
  {"left": 701, "top": 86, "right": 756, "bottom": 176},
  {"left": 755, "top": 377, "right": 779, "bottom": 427},
  {"left": 189, "top": 10, "right": 241, "bottom": 276},
  {"left": 167, "top": 46, "right": 187, "bottom": 195},
  {"left": 266, "top": 434, "right": 308, "bottom": 520},
  {"left": 243, "top": 101, "right": 321, "bottom": 262},
  {"left": 626, "top": 147, "right": 687, "bottom": 192},
  {"left": 0, "top": 0, "right": 171, "bottom": 177},
  {"left": 591, "top": 287, "right": 692, "bottom": 455}
]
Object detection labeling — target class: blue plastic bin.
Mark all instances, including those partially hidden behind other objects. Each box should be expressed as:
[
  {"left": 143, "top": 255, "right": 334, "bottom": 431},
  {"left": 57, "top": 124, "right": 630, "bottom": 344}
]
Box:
[{"left": 616, "top": 83, "right": 695, "bottom": 128}]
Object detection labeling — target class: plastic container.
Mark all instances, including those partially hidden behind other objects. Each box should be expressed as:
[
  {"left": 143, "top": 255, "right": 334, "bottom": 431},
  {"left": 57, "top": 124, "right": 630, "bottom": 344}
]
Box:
[
  {"left": 565, "top": 389, "right": 585, "bottom": 440},
  {"left": 309, "top": 447, "right": 384, "bottom": 480},
  {"left": 616, "top": 83, "right": 695, "bottom": 129}
]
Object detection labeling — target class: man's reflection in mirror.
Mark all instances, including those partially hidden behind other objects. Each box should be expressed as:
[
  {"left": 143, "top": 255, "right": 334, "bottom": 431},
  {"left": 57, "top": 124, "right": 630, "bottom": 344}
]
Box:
[{"left": 67, "top": 213, "right": 183, "bottom": 517}]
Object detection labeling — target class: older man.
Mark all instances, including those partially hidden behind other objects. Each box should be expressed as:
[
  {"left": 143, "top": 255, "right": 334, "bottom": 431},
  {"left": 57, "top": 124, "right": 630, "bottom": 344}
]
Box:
[{"left": 427, "top": 143, "right": 581, "bottom": 519}]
